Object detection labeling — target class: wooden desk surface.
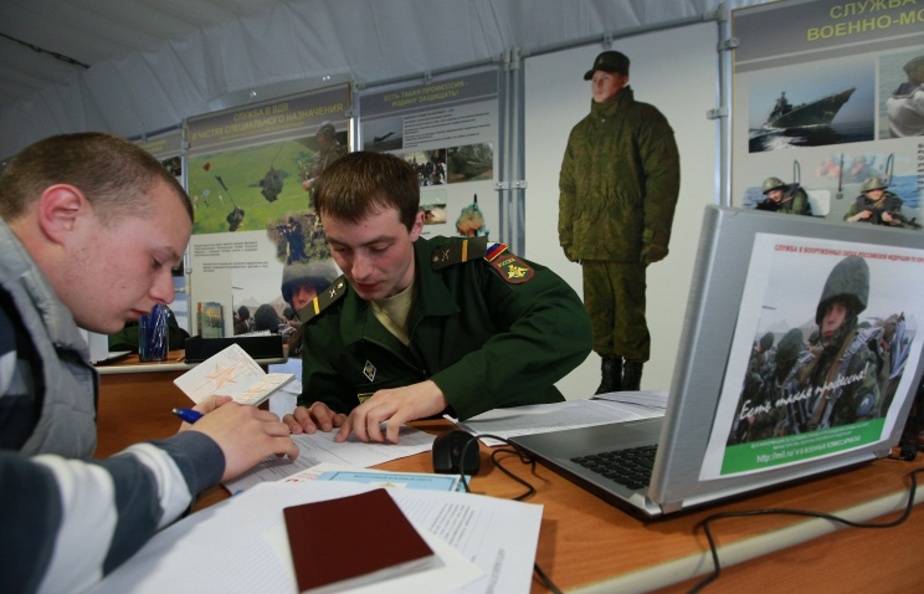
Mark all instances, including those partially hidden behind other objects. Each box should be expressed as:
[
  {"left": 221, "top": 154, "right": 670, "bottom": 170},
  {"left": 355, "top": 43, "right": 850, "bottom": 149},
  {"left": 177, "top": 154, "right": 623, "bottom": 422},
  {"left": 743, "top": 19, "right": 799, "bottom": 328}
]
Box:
[{"left": 96, "top": 367, "right": 924, "bottom": 593}]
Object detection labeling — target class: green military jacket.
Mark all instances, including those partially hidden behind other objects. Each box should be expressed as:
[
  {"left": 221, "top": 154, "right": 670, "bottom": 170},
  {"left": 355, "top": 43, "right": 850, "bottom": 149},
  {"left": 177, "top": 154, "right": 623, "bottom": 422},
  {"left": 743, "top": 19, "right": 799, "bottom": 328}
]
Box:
[
  {"left": 559, "top": 86, "right": 681, "bottom": 263},
  {"left": 298, "top": 235, "right": 592, "bottom": 421},
  {"left": 756, "top": 184, "right": 812, "bottom": 216},
  {"left": 844, "top": 191, "right": 914, "bottom": 228}
]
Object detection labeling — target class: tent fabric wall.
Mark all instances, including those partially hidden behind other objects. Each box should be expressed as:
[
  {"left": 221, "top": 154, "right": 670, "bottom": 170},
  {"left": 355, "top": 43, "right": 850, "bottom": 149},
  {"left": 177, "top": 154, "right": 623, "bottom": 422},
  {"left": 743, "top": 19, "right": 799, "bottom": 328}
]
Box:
[{"left": 0, "top": 0, "right": 766, "bottom": 158}]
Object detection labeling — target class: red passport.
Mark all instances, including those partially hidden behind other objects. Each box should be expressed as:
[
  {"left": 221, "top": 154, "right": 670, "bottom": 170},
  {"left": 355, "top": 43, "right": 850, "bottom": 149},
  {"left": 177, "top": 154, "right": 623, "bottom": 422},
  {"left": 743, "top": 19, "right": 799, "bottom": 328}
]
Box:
[{"left": 283, "top": 488, "right": 437, "bottom": 593}]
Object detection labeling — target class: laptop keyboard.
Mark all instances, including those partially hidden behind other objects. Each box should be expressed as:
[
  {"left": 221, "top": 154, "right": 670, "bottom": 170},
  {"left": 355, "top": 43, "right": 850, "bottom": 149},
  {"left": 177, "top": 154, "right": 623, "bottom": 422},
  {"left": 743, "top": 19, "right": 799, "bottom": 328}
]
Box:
[{"left": 571, "top": 444, "right": 658, "bottom": 490}]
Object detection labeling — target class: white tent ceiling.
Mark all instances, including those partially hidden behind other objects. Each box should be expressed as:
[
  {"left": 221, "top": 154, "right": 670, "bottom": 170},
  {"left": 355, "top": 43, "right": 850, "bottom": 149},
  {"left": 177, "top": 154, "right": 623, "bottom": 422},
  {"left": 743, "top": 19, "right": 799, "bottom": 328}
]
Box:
[{"left": 0, "top": 0, "right": 765, "bottom": 157}]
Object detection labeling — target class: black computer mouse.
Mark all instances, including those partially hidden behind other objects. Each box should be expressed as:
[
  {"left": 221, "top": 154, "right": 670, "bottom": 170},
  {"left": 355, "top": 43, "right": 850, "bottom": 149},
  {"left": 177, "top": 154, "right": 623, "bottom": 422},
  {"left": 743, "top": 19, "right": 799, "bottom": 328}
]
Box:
[{"left": 432, "top": 429, "right": 481, "bottom": 475}]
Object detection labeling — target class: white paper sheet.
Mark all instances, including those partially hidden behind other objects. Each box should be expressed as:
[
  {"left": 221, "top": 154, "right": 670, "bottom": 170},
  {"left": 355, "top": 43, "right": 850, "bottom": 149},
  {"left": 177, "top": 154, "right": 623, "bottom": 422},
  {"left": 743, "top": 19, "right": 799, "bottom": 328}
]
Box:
[
  {"left": 454, "top": 395, "right": 667, "bottom": 441},
  {"left": 88, "top": 481, "right": 542, "bottom": 594},
  {"left": 223, "top": 426, "right": 436, "bottom": 492}
]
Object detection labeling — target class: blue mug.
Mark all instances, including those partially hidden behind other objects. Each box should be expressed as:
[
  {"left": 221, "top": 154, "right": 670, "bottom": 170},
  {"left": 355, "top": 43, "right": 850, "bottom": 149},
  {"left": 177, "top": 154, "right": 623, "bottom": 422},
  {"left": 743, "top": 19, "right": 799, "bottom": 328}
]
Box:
[{"left": 139, "top": 304, "right": 168, "bottom": 362}]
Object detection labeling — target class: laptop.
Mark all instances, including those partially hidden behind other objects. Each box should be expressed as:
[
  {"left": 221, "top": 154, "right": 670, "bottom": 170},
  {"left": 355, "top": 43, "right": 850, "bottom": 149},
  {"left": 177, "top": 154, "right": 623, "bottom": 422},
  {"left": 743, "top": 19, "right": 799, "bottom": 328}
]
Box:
[{"left": 513, "top": 205, "right": 924, "bottom": 519}]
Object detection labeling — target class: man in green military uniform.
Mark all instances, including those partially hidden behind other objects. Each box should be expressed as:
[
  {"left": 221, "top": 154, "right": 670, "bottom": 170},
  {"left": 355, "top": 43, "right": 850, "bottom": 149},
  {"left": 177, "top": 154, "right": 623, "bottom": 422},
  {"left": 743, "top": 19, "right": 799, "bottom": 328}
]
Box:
[
  {"left": 844, "top": 176, "right": 917, "bottom": 228},
  {"left": 558, "top": 50, "right": 681, "bottom": 393},
  {"left": 789, "top": 256, "right": 881, "bottom": 431},
  {"left": 755, "top": 177, "right": 812, "bottom": 215},
  {"left": 284, "top": 152, "right": 592, "bottom": 443}
]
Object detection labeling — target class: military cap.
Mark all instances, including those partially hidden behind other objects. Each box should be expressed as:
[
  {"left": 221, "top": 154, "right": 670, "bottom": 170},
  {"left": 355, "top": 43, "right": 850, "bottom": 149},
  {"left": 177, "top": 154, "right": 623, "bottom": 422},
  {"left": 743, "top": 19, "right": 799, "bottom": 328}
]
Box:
[
  {"left": 584, "top": 50, "right": 630, "bottom": 80},
  {"left": 903, "top": 55, "right": 924, "bottom": 73}
]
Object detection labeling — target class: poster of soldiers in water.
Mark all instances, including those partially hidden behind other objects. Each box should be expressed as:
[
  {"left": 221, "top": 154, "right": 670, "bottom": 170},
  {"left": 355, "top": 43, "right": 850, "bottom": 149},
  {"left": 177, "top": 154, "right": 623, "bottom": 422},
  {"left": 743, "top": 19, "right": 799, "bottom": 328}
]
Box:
[
  {"left": 358, "top": 69, "right": 498, "bottom": 240},
  {"left": 700, "top": 232, "right": 924, "bottom": 479},
  {"left": 184, "top": 85, "right": 350, "bottom": 338},
  {"left": 731, "top": 0, "right": 923, "bottom": 225}
]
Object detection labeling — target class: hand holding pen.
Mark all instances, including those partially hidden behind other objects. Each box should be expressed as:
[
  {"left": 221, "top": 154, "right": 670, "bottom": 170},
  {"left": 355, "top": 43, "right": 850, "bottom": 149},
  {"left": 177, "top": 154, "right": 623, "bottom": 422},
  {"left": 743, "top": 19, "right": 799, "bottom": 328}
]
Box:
[
  {"left": 171, "top": 395, "right": 298, "bottom": 481},
  {"left": 172, "top": 407, "right": 204, "bottom": 424}
]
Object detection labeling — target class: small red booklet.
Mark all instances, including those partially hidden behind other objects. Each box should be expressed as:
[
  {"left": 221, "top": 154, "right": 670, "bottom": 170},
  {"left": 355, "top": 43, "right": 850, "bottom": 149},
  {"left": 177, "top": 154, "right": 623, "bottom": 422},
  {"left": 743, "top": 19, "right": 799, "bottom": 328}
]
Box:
[{"left": 283, "top": 489, "right": 437, "bottom": 593}]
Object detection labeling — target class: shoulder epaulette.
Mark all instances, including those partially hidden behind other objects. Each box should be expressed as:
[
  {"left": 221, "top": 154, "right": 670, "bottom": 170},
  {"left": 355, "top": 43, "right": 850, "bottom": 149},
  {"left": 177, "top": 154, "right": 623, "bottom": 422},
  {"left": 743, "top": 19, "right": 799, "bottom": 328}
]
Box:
[
  {"left": 430, "top": 236, "right": 489, "bottom": 270},
  {"left": 299, "top": 276, "right": 348, "bottom": 323}
]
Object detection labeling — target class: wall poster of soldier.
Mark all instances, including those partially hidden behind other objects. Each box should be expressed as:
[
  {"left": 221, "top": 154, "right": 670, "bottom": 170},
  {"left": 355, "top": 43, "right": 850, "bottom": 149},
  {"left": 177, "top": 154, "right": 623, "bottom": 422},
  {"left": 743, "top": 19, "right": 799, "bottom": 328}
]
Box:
[
  {"left": 185, "top": 85, "right": 350, "bottom": 338},
  {"left": 701, "top": 233, "right": 924, "bottom": 479},
  {"left": 359, "top": 69, "right": 500, "bottom": 240},
  {"left": 731, "top": 1, "right": 924, "bottom": 226}
]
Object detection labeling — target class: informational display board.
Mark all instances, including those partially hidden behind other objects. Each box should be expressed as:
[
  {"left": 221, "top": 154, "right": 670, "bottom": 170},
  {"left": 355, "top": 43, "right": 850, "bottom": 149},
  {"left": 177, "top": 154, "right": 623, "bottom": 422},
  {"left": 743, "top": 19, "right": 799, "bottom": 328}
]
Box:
[
  {"left": 358, "top": 70, "right": 499, "bottom": 241},
  {"left": 137, "top": 129, "right": 189, "bottom": 329},
  {"left": 184, "top": 85, "right": 350, "bottom": 337},
  {"left": 731, "top": 0, "right": 924, "bottom": 222}
]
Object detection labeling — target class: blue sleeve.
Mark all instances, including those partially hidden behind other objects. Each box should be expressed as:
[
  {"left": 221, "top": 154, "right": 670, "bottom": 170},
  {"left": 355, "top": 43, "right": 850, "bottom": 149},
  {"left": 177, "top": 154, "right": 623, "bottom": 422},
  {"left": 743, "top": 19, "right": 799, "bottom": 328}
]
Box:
[{"left": 0, "top": 431, "right": 224, "bottom": 594}]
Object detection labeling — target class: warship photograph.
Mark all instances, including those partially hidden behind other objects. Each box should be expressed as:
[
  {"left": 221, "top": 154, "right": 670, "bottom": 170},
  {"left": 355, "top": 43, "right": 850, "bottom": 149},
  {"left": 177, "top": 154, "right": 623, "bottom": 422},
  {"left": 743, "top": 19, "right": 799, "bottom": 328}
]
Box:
[{"left": 750, "top": 84, "right": 873, "bottom": 152}]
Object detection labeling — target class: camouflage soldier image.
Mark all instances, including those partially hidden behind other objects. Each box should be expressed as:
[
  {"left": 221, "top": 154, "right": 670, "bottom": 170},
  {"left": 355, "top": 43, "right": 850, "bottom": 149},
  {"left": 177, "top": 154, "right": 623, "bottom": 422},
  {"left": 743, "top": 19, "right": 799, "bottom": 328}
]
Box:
[
  {"left": 731, "top": 328, "right": 806, "bottom": 444},
  {"left": 277, "top": 216, "right": 307, "bottom": 264},
  {"left": 844, "top": 176, "right": 919, "bottom": 228},
  {"left": 559, "top": 50, "right": 681, "bottom": 393},
  {"left": 755, "top": 176, "right": 812, "bottom": 215},
  {"left": 785, "top": 256, "right": 882, "bottom": 432},
  {"left": 301, "top": 121, "right": 346, "bottom": 195},
  {"left": 281, "top": 259, "right": 340, "bottom": 315},
  {"left": 280, "top": 259, "right": 340, "bottom": 356}
]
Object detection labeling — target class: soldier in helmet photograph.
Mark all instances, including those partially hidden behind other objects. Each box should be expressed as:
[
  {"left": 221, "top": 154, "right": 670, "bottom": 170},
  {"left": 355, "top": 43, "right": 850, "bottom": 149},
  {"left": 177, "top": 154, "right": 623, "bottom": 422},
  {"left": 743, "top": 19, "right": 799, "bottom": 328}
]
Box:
[
  {"left": 755, "top": 176, "right": 812, "bottom": 215},
  {"left": 725, "top": 249, "right": 918, "bottom": 444},
  {"left": 844, "top": 176, "right": 918, "bottom": 228},
  {"left": 784, "top": 256, "right": 883, "bottom": 432}
]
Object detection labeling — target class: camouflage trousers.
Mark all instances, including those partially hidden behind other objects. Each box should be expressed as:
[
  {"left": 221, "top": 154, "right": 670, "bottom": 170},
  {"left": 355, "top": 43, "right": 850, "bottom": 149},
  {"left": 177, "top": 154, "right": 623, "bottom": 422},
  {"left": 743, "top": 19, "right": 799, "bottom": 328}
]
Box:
[{"left": 581, "top": 260, "right": 649, "bottom": 362}]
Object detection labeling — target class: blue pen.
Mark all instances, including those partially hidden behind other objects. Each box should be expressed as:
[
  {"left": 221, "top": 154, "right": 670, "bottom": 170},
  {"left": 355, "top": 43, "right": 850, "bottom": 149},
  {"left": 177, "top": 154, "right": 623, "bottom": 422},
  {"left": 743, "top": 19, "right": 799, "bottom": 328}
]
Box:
[{"left": 172, "top": 407, "right": 204, "bottom": 424}]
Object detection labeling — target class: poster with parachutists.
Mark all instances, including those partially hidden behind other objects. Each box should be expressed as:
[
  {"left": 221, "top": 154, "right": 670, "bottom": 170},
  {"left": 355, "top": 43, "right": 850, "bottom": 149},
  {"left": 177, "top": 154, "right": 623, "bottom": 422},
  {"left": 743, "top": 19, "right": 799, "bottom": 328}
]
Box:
[
  {"left": 137, "top": 130, "right": 189, "bottom": 330},
  {"left": 184, "top": 85, "right": 350, "bottom": 339}
]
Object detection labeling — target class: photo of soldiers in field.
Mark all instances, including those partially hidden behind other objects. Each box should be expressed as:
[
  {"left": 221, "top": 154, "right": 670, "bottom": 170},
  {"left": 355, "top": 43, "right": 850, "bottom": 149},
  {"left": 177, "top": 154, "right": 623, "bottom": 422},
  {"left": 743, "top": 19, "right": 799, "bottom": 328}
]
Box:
[{"left": 728, "top": 255, "right": 915, "bottom": 445}]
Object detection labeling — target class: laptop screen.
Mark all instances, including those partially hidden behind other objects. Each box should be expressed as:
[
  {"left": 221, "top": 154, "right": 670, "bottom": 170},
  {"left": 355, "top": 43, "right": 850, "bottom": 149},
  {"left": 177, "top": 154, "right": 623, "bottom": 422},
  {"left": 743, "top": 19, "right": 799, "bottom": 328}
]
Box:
[{"left": 649, "top": 205, "right": 924, "bottom": 508}]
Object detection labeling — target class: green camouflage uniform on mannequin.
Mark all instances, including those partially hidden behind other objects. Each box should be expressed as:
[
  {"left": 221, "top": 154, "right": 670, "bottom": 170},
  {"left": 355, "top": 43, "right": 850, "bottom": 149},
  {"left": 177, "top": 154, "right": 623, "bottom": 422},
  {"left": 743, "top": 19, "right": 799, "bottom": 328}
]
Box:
[{"left": 559, "top": 50, "right": 680, "bottom": 393}]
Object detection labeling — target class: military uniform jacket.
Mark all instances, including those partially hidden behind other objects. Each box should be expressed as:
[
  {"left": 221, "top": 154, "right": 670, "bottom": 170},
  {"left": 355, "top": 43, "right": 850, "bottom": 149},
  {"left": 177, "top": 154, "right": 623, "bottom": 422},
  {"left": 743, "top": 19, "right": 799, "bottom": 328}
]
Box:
[
  {"left": 559, "top": 86, "right": 681, "bottom": 262},
  {"left": 299, "top": 235, "right": 592, "bottom": 421},
  {"left": 844, "top": 191, "right": 908, "bottom": 226}
]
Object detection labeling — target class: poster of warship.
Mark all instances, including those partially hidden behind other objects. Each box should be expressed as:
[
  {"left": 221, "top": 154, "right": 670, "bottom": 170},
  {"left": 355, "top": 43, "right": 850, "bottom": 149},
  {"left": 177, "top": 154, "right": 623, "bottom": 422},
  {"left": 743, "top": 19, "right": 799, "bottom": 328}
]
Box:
[
  {"left": 763, "top": 87, "right": 856, "bottom": 129},
  {"left": 749, "top": 79, "right": 874, "bottom": 152}
]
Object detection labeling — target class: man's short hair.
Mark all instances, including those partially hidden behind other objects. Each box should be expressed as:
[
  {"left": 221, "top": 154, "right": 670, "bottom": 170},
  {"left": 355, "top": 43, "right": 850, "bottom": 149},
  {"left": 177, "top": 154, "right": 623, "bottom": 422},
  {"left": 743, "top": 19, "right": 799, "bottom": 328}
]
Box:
[
  {"left": 313, "top": 151, "right": 420, "bottom": 231},
  {"left": 0, "top": 132, "right": 191, "bottom": 224}
]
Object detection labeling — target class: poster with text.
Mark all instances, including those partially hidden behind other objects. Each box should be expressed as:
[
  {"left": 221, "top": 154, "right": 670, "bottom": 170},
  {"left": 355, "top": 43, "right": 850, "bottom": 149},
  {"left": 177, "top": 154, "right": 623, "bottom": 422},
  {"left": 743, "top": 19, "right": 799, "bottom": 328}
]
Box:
[
  {"left": 731, "top": 0, "right": 923, "bottom": 223},
  {"left": 185, "top": 85, "right": 349, "bottom": 337},
  {"left": 358, "top": 69, "right": 499, "bottom": 240},
  {"left": 138, "top": 130, "right": 189, "bottom": 328},
  {"left": 701, "top": 232, "right": 924, "bottom": 479}
]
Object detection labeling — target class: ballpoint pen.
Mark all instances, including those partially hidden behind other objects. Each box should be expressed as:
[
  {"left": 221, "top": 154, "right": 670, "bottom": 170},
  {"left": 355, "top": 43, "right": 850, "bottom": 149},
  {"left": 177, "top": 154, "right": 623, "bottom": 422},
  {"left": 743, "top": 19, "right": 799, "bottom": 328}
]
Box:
[{"left": 172, "top": 407, "right": 204, "bottom": 424}]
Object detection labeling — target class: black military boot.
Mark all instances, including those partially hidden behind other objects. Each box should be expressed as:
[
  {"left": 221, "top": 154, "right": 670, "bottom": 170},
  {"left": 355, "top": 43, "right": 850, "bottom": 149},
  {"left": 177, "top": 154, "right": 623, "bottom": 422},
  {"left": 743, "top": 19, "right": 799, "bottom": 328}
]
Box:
[
  {"left": 622, "top": 361, "right": 644, "bottom": 391},
  {"left": 595, "top": 356, "right": 623, "bottom": 395}
]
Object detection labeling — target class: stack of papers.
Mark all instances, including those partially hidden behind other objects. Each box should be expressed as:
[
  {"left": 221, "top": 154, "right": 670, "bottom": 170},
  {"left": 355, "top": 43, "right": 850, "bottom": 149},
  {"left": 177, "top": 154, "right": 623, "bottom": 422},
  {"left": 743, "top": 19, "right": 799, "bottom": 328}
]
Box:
[
  {"left": 455, "top": 392, "right": 668, "bottom": 441},
  {"left": 88, "top": 481, "right": 542, "bottom": 594}
]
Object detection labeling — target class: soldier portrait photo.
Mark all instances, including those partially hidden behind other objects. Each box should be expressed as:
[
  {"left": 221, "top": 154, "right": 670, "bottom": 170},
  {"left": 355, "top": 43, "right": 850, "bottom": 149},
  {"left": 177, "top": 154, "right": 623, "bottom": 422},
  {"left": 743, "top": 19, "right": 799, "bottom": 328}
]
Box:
[{"left": 727, "top": 253, "right": 916, "bottom": 445}]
